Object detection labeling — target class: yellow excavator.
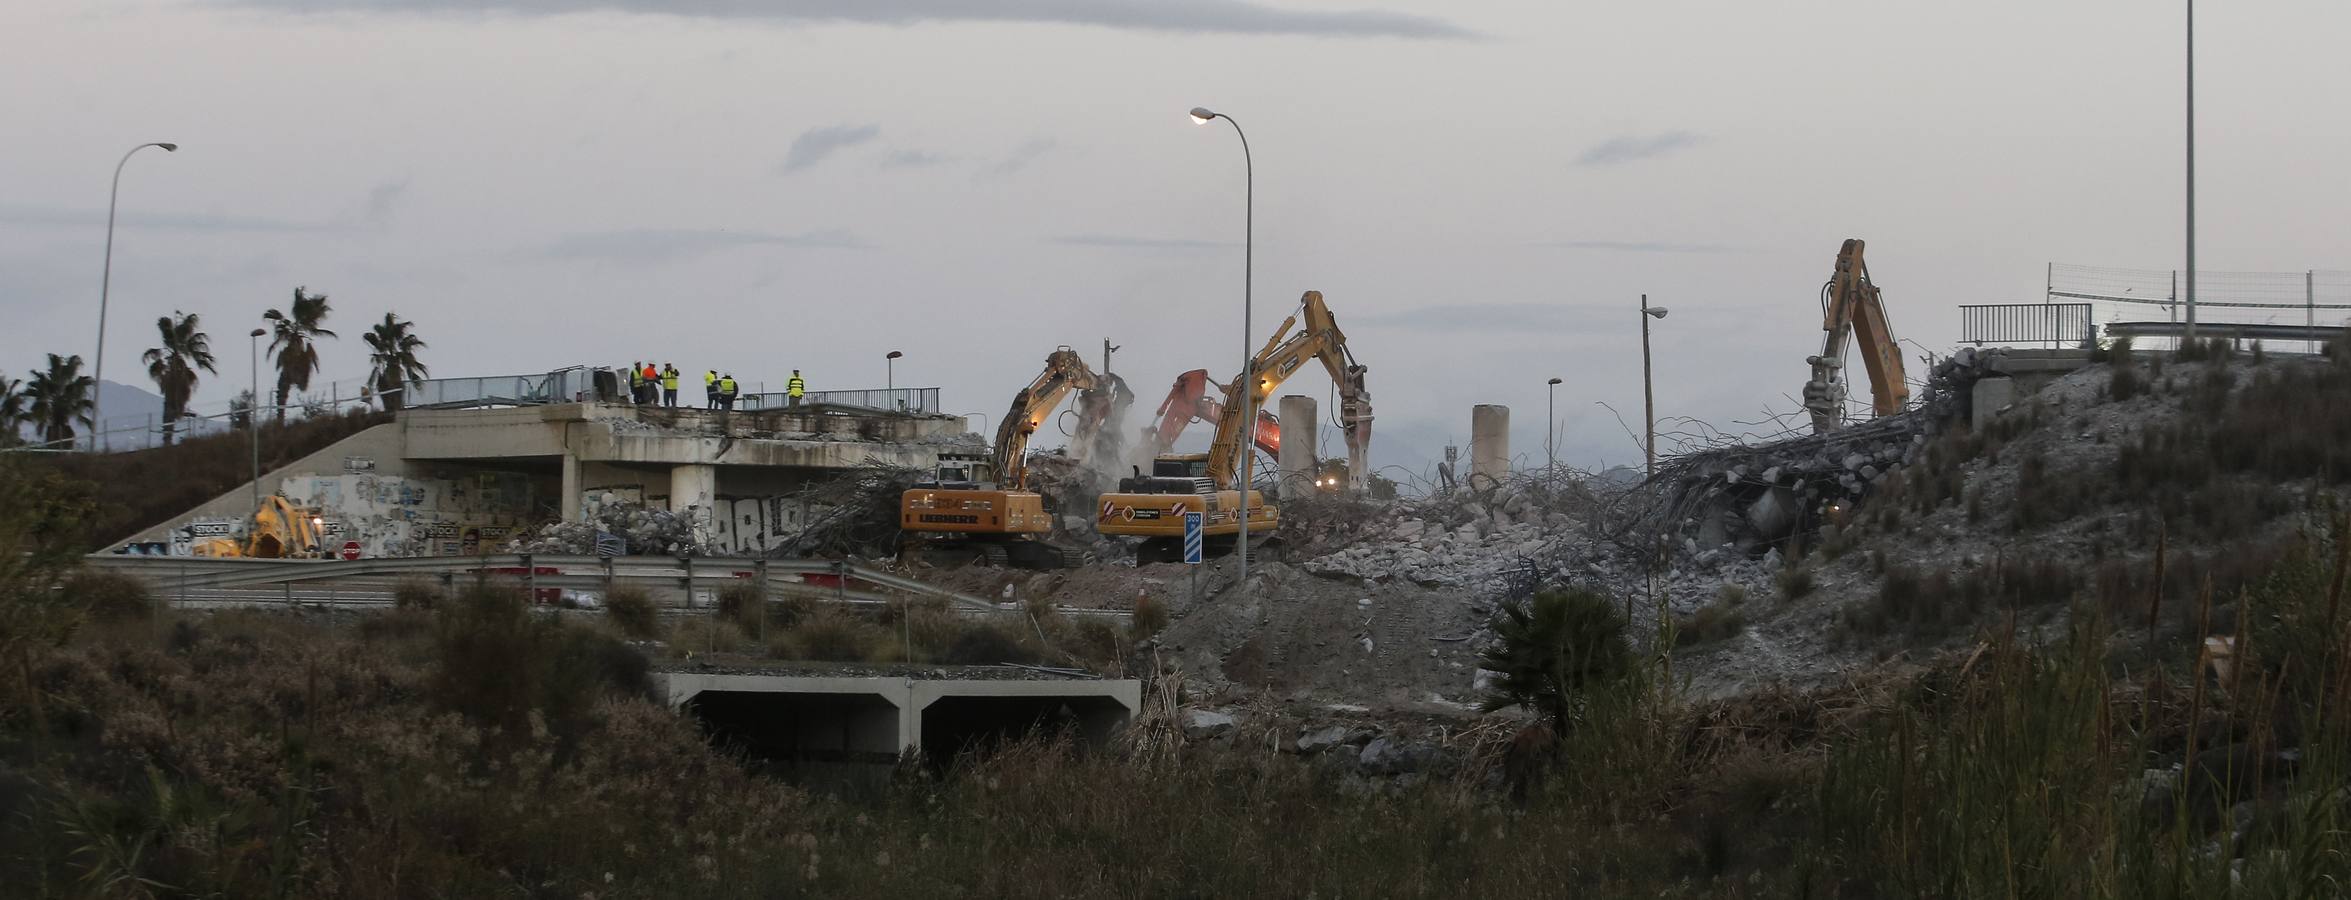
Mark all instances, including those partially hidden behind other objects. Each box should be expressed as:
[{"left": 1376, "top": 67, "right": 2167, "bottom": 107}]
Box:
[
  {"left": 899, "top": 346, "right": 1119, "bottom": 568},
  {"left": 1098, "top": 290, "right": 1371, "bottom": 562},
  {"left": 191, "top": 495, "right": 329, "bottom": 558},
  {"left": 1803, "top": 239, "right": 1910, "bottom": 433}
]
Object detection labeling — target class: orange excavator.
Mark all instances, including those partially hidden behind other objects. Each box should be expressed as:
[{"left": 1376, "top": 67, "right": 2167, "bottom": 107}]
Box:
[
  {"left": 191, "top": 495, "right": 329, "bottom": 559},
  {"left": 900, "top": 346, "right": 1117, "bottom": 568},
  {"left": 1139, "top": 368, "right": 1281, "bottom": 459},
  {"left": 1098, "top": 291, "right": 1371, "bottom": 561},
  {"left": 1803, "top": 239, "right": 1910, "bottom": 433}
]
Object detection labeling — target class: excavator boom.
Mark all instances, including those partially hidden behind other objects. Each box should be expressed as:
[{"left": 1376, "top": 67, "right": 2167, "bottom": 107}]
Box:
[
  {"left": 991, "top": 346, "right": 1102, "bottom": 492},
  {"left": 1804, "top": 239, "right": 1910, "bottom": 433},
  {"left": 1205, "top": 290, "right": 1372, "bottom": 488},
  {"left": 1141, "top": 369, "right": 1279, "bottom": 459}
]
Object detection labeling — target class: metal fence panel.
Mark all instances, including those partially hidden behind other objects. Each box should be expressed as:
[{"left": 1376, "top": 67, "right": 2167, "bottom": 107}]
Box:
[
  {"left": 740, "top": 387, "right": 941, "bottom": 414},
  {"left": 1959, "top": 303, "right": 2094, "bottom": 346}
]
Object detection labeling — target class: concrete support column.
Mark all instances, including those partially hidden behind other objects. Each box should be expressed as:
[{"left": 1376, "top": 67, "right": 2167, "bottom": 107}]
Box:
[
  {"left": 560, "top": 452, "right": 583, "bottom": 521},
  {"left": 1470, "top": 404, "right": 1509, "bottom": 489},
  {"left": 1276, "top": 394, "right": 1317, "bottom": 499},
  {"left": 671, "top": 463, "right": 717, "bottom": 535}
]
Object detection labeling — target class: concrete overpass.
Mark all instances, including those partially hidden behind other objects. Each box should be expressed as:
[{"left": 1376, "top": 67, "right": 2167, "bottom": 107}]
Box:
[{"left": 112, "top": 400, "right": 979, "bottom": 558}]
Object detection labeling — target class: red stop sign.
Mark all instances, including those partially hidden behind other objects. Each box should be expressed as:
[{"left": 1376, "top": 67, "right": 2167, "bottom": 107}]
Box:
[{"left": 339, "top": 541, "right": 362, "bottom": 561}]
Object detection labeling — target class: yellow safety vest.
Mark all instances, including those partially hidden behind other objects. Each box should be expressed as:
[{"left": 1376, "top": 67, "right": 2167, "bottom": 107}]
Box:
[
  {"left": 787, "top": 376, "right": 805, "bottom": 397},
  {"left": 627, "top": 367, "right": 643, "bottom": 386},
  {"left": 661, "top": 370, "right": 679, "bottom": 390},
  {"left": 704, "top": 371, "right": 716, "bottom": 387},
  {"left": 719, "top": 378, "right": 737, "bottom": 394}
]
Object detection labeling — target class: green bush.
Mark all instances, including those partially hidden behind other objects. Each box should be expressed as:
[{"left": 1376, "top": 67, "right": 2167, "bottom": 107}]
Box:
[
  {"left": 604, "top": 583, "right": 659, "bottom": 638},
  {"left": 714, "top": 579, "right": 765, "bottom": 637},
  {"left": 62, "top": 569, "right": 154, "bottom": 623},
  {"left": 1478, "top": 587, "right": 1633, "bottom": 733},
  {"left": 392, "top": 576, "right": 441, "bottom": 611},
  {"left": 773, "top": 607, "right": 888, "bottom": 662},
  {"left": 1775, "top": 565, "right": 1816, "bottom": 602}
]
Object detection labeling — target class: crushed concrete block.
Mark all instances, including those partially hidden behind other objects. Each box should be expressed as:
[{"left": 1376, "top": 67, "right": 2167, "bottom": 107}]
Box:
[
  {"left": 1183, "top": 709, "right": 1237, "bottom": 741},
  {"left": 1296, "top": 725, "right": 1355, "bottom": 754}
]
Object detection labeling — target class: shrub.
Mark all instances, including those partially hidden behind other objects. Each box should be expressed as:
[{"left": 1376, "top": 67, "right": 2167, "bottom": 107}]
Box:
[
  {"left": 430, "top": 583, "right": 651, "bottom": 752},
  {"left": 714, "top": 580, "right": 765, "bottom": 637},
  {"left": 1130, "top": 593, "right": 1170, "bottom": 641},
  {"left": 392, "top": 576, "right": 441, "bottom": 611},
  {"left": 2109, "top": 360, "right": 2146, "bottom": 402},
  {"left": 1675, "top": 603, "right": 1747, "bottom": 648},
  {"left": 939, "top": 619, "right": 1042, "bottom": 666},
  {"left": 668, "top": 616, "right": 744, "bottom": 655},
  {"left": 1716, "top": 584, "right": 1749, "bottom": 607},
  {"left": 1775, "top": 565, "right": 1816, "bottom": 602},
  {"left": 774, "top": 607, "right": 888, "bottom": 662},
  {"left": 62, "top": 569, "right": 154, "bottom": 622},
  {"left": 1478, "top": 588, "right": 1633, "bottom": 733},
  {"left": 604, "top": 583, "right": 659, "bottom": 638}
]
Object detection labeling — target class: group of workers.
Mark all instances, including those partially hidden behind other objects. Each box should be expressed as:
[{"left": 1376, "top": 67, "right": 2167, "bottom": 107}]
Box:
[{"left": 618, "top": 362, "right": 808, "bottom": 411}]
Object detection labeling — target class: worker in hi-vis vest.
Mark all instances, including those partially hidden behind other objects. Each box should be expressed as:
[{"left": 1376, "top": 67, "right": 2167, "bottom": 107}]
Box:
[
  {"left": 703, "top": 370, "right": 718, "bottom": 409},
  {"left": 660, "top": 363, "right": 680, "bottom": 407},
  {"left": 787, "top": 370, "right": 806, "bottom": 408},
  {"left": 718, "top": 373, "right": 738, "bottom": 411},
  {"left": 625, "top": 361, "right": 644, "bottom": 405}
]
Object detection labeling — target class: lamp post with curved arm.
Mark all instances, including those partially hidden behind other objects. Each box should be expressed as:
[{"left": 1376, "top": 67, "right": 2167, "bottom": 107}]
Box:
[
  {"left": 94, "top": 141, "right": 180, "bottom": 451},
  {"left": 1189, "top": 106, "right": 1255, "bottom": 587}
]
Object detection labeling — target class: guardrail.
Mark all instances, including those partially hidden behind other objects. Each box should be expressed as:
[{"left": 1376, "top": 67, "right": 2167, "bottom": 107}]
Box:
[{"left": 87, "top": 554, "right": 1008, "bottom": 611}]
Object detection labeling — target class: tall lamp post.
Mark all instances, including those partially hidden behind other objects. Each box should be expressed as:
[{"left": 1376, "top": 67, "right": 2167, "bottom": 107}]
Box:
[
  {"left": 248, "top": 328, "right": 266, "bottom": 518},
  {"left": 886, "top": 350, "right": 904, "bottom": 410},
  {"left": 94, "top": 141, "right": 179, "bottom": 451},
  {"left": 1640, "top": 297, "right": 1669, "bottom": 476},
  {"left": 1189, "top": 105, "right": 1255, "bottom": 588},
  {"left": 1545, "top": 377, "right": 1563, "bottom": 473},
  {"left": 2183, "top": 0, "right": 2198, "bottom": 343}
]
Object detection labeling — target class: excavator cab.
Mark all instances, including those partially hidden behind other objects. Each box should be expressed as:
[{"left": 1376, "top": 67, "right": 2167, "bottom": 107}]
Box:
[{"left": 920, "top": 455, "right": 993, "bottom": 490}]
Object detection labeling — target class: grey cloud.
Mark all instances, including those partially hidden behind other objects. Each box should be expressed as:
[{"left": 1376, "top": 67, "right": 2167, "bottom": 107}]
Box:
[
  {"left": 877, "top": 149, "right": 951, "bottom": 168},
  {"left": 1054, "top": 234, "right": 1236, "bottom": 251},
  {"left": 779, "top": 124, "right": 881, "bottom": 174},
  {"left": 537, "top": 228, "right": 865, "bottom": 262},
  {"left": 362, "top": 178, "right": 409, "bottom": 225},
  {"left": 1532, "top": 239, "right": 1732, "bottom": 253},
  {"left": 1575, "top": 131, "right": 1705, "bottom": 166},
  {"left": 222, "top": 0, "right": 1474, "bottom": 39},
  {"left": 975, "top": 138, "right": 1056, "bottom": 180}
]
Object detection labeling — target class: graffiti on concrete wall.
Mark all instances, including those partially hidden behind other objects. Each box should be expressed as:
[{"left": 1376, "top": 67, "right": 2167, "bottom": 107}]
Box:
[
  {"left": 130, "top": 471, "right": 534, "bottom": 558},
  {"left": 705, "top": 495, "right": 833, "bottom": 555}
]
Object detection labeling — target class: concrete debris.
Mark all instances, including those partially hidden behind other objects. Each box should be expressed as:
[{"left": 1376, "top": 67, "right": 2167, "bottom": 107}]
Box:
[
  {"left": 510, "top": 501, "right": 698, "bottom": 557},
  {"left": 1182, "top": 709, "right": 1238, "bottom": 741},
  {"left": 1295, "top": 724, "right": 1359, "bottom": 754}
]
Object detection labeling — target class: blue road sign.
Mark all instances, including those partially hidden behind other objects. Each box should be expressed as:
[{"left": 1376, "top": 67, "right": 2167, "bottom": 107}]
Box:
[{"left": 1182, "top": 511, "right": 1204, "bottom": 565}]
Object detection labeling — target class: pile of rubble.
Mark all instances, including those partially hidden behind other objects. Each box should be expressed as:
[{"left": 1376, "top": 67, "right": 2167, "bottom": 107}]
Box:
[
  {"left": 1291, "top": 488, "right": 1567, "bottom": 590},
  {"left": 508, "top": 501, "right": 698, "bottom": 556},
  {"left": 773, "top": 462, "right": 927, "bottom": 559}
]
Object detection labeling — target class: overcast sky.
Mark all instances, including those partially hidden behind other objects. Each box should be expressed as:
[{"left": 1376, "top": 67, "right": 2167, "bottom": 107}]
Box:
[{"left": 5, "top": 0, "right": 2347, "bottom": 477}]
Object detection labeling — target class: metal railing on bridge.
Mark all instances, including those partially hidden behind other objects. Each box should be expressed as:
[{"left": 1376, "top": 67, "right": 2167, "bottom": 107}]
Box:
[
  {"left": 405, "top": 367, "right": 598, "bottom": 409},
  {"left": 1959, "top": 303, "right": 2094, "bottom": 347},
  {"left": 740, "top": 387, "right": 942, "bottom": 414}
]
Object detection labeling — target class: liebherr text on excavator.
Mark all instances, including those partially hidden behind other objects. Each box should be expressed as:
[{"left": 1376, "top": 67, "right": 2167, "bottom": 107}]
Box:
[
  {"left": 1097, "top": 291, "right": 1371, "bottom": 562},
  {"left": 899, "top": 345, "right": 1126, "bottom": 568}
]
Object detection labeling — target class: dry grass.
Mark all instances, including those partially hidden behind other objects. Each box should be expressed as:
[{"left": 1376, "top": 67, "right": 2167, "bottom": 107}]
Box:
[{"left": 603, "top": 583, "right": 659, "bottom": 638}]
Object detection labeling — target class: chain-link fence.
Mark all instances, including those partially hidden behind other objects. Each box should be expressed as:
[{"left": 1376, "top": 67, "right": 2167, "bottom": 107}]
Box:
[{"left": 2047, "top": 263, "right": 2351, "bottom": 344}]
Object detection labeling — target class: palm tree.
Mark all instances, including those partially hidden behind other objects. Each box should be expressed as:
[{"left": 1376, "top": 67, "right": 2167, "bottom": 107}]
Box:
[
  {"left": 25, "top": 354, "right": 96, "bottom": 448},
  {"left": 263, "top": 287, "right": 335, "bottom": 425},
  {"left": 142, "top": 311, "right": 218, "bottom": 445},
  {"left": 1478, "top": 587, "right": 1633, "bottom": 736},
  {"left": 0, "top": 377, "right": 26, "bottom": 447},
  {"left": 362, "top": 313, "right": 429, "bottom": 413}
]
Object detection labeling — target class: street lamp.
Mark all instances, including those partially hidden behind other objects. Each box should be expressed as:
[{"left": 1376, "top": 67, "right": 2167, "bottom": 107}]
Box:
[
  {"left": 1189, "top": 104, "right": 1255, "bottom": 587},
  {"left": 1546, "top": 377, "right": 1563, "bottom": 472},
  {"left": 248, "top": 328, "right": 265, "bottom": 520},
  {"left": 886, "top": 349, "right": 904, "bottom": 391},
  {"left": 94, "top": 141, "right": 179, "bottom": 451},
  {"left": 2184, "top": 0, "right": 2198, "bottom": 343},
  {"left": 1640, "top": 298, "right": 1669, "bottom": 477}
]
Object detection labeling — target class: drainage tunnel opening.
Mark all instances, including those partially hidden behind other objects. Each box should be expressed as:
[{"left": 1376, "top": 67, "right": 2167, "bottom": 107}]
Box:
[
  {"left": 684, "top": 690, "right": 902, "bottom": 774},
  {"left": 919, "top": 695, "right": 1129, "bottom": 769}
]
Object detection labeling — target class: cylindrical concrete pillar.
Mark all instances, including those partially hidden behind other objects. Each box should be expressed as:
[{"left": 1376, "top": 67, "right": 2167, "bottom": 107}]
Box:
[
  {"left": 1277, "top": 394, "right": 1318, "bottom": 499},
  {"left": 1470, "top": 405, "right": 1509, "bottom": 489}
]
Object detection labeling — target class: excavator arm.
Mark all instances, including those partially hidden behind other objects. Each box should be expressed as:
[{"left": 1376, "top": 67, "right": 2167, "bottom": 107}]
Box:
[
  {"left": 1141, "top": 369, "right": 1280, "bottom": 459},
  {"left": 1804, "top": 239, "right": 1910, "bottom": 433},
  {"left": 993, "top": 347, "right": 1101, "bottom": 491},
  {"left": 1204, "top": 290, "right": 1373, "bottom": 487}
]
